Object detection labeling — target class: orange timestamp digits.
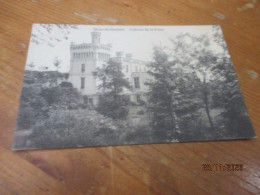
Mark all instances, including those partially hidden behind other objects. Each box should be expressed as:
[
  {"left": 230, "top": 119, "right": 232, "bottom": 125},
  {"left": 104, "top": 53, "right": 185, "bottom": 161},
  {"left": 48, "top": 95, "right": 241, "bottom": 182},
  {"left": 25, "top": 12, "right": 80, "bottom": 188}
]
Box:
[{"left": 202, "top": 164, "right": 244, "bottom": 171}]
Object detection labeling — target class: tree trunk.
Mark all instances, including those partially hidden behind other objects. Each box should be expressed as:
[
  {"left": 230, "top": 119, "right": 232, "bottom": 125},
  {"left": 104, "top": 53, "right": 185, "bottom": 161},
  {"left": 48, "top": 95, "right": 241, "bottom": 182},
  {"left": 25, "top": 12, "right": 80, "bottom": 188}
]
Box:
[
  {"left": 169, "top": 92, "right": 179, "bottom": 134},
  {"left": 173, "top": 110, "right": 180, "bottom": 133},
  {"left": 203, "top": 76, "right": 214, "bottom": 130}
]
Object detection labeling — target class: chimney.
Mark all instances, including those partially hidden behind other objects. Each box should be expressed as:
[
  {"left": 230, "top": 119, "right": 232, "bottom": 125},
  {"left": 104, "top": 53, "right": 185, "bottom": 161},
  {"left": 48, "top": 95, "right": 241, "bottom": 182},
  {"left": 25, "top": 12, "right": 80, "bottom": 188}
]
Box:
[
  {"left": 116, "top": 51, "right": 123, "bottom": 58},
  {"left": 91, "top": 32, "right": 101, "bottom": 44},
  {"left": 125, "top": 53, "right": 132, "bottom": 59}
]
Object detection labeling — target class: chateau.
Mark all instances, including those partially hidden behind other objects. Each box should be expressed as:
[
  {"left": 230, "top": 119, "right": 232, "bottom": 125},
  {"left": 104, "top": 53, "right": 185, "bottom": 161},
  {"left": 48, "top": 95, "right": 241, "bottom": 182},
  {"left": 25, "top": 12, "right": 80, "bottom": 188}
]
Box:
[{"left": 69, "top": 32, "right": 150, "bottom": 105}]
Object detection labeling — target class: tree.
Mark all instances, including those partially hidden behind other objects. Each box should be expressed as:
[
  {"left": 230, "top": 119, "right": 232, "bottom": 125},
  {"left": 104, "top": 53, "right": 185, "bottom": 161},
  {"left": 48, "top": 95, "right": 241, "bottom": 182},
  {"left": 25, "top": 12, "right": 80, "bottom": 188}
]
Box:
[
  {"left": 53, "top": 57, "right": 62, "bottom": 86},
  {"left": 170, "top": 33, "right": 220, "bottom": 131},
  {"left": 17, "top": 86, "right": 48, "bottom": 129},
  {"left": 210, "top": 26, "right": 255, "bottom": 137},
  {"left": 93, "top": 59, "right": 131, "bottom": 119},
  {"left": 146, "top": 47, "right": 179, "bottom": 139},
  {"left": 146, "top": 47, "right": 202, "bottom": 140},
  {"left": 39, "top": 85, "right": 81, "bottom": 109},
  {"left": 54, "top": 57, "right": 61, "bottom": 71},
  {"left": 197, "top": 53, "right": 217, "bottom": 131},
  {"left": 30, "top": 24, "right": 78, "bottom": 46},
  {"left": 167, "top": 27, "right": 254, "bottom": 138}
]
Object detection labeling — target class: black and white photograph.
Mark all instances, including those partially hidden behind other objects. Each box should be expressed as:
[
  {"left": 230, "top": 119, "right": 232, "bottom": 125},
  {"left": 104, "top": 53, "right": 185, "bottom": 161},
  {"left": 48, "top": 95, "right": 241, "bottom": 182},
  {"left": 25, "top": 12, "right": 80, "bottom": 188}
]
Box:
[{"left": 12, "top": 24, "right": 256, "bottom": 150}]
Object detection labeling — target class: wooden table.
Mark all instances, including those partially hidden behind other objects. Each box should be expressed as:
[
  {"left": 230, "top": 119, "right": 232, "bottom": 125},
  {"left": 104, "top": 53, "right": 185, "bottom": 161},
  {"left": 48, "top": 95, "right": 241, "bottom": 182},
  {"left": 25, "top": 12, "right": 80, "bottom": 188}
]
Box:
[{"left": 0, "top": 1, "right": 259, "bottom": 194}]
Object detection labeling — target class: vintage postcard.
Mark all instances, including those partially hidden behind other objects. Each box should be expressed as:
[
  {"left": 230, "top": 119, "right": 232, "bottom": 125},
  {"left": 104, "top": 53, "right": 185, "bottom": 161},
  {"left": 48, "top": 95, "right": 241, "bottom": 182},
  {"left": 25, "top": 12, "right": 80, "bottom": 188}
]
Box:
[{"left": 12, "top": 24, "right": 255, "bottom": 150}]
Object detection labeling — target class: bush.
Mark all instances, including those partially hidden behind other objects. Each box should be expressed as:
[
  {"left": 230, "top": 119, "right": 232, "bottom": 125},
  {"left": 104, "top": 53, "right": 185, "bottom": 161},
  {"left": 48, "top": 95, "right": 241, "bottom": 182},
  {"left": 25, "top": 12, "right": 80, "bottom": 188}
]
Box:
[
  {"left": 59, "top": 81, "right": 73, "bottom": 88},
  {"left": 130, "top": 101, "right": 138, "bottom": 106},
  {"left": 138, "top": 99, "right": 146, "bottom": 106},
  {"left": 97, "top": 94, "right": 129, "bottom": 119},
  {"left": 27, "top": 108, "right": 118, "bottom": 148},
  {"left": 16, "top": 103, "right": 35, "bottom": 129},
  {"left": 136, "top": 110, "right": 145, "bottom": 115}
]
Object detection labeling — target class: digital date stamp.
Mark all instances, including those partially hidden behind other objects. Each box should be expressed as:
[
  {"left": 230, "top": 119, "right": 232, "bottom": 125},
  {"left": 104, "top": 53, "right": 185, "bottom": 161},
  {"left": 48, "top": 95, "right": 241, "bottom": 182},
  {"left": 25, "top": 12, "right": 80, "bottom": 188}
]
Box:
[{"left": 202, "top": 164, "right": 244, "bottom": 171}]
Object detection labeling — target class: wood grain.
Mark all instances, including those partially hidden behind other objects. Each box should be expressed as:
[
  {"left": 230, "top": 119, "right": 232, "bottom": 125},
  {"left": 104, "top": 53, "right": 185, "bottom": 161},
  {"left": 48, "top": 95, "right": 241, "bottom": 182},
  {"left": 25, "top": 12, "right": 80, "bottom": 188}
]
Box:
[{"left": 0, "top": 0, "right": 259, "bottom": 194}]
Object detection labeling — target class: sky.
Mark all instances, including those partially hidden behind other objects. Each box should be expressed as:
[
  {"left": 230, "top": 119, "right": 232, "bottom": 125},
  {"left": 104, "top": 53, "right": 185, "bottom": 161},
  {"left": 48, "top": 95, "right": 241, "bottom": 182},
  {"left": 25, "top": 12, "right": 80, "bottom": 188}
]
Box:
[{"left": 26, "top": 24, "right": 223, "bottom": 72}]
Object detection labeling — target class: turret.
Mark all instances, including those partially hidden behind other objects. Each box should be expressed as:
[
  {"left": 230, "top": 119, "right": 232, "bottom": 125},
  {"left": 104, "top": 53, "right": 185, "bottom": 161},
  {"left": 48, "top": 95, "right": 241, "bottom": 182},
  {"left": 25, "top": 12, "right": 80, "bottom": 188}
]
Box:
[{"left": 91, "top": 32, "right": 101, "bottom": 44}]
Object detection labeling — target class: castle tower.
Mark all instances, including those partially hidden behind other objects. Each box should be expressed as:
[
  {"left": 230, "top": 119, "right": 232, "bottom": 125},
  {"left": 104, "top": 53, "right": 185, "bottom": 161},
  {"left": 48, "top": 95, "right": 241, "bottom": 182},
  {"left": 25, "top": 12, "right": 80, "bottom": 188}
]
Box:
[
  {"left": 69, "top": 32, "right": 111, "bottom": 105},
  {"left": 91, "top": 32, "right": 101, "bottom": 44}
]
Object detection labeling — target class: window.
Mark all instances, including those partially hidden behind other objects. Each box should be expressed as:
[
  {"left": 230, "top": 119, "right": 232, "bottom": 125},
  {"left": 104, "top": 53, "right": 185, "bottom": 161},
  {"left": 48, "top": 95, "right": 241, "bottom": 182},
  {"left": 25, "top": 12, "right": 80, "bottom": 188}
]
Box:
[
  {"left": 81, "top": 64, "right": 85, "bottom": 73},
  {"left": 81, "top": 77, "right": 85, "bottom": 89},
  {"left": 89, "top": 98, "right": 93, "bottom": 105},
  {"left": 134, "top": 77, "right": 140, "bottom": 88},
  {"left": 83, "top": 96, "right": 88, "bottom": 104},
  {"left": 136, "top": 94, "right": 141, "bottom": 102}
]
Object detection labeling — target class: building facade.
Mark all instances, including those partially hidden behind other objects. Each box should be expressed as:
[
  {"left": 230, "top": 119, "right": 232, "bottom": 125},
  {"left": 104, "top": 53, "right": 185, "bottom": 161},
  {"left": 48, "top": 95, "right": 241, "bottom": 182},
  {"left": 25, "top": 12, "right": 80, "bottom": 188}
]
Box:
[{"left": 69, "top": 32, "right": 150, "bottom": 105}]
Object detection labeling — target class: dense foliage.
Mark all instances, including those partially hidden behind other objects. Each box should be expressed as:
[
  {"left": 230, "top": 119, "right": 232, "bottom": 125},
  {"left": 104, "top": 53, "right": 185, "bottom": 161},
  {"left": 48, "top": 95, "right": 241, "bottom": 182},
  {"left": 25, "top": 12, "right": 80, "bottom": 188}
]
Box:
[
  {"left": 145, "top": 26, "right": 254, "bottom": 141},
  {"left": 93, "top": 59, "right": 132, "bottom": 119}
]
